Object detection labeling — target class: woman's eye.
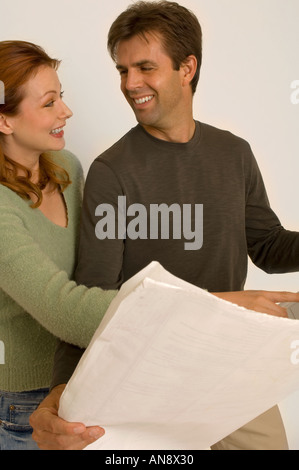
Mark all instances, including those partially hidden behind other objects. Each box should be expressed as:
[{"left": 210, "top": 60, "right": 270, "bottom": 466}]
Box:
[
  {"left": 44, "top": 92, "right": 64, "bottom": 108},
  {"left": 44, "top": 101, "right": 54, "bottom": 108}
]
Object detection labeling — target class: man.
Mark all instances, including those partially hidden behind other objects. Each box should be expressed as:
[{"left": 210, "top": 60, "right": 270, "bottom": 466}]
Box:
[{"left": 31, "top": 1, "right": 299, "bottom": 450}]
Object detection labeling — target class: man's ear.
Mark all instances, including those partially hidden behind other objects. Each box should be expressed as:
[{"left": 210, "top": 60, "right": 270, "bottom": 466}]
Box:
[
  {"left": 180, "top": 55, "right": 197, "bottom": 87},
  {"left": 0, "top": 114, "right": 14, "bottom": 135}
]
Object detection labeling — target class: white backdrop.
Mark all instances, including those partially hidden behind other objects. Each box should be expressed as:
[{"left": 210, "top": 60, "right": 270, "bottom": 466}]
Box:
[{"left": 1, "top": 0, "right": 299, "bottom": 449}]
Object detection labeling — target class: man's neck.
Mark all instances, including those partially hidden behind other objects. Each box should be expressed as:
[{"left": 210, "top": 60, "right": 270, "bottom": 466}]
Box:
[{"left": 142, "top": 118, "right": 196, "bottom": 143}]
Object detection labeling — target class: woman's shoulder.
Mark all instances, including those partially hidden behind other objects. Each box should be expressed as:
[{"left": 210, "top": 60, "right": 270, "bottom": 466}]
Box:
[
  {"left": 0, "top": 182, "right": 20, "bottom": 205},
  {"left": 48, "top": 149, "right": 83, "bottom": 175}
]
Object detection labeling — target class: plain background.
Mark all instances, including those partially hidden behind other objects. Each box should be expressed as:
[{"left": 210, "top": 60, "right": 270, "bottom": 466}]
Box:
[{"left": 1, "top": 0, "right": 299, "bottom": 449}]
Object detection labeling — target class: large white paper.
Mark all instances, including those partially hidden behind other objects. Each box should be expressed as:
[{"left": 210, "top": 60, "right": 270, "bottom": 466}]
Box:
[{"left": 59, "top": 262, "right": 299, "bottom": 450}]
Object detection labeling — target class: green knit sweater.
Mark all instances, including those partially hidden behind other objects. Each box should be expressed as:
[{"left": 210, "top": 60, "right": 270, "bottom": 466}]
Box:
[{"left": 0, "top": 150, "right": 116, "bottom": 392}]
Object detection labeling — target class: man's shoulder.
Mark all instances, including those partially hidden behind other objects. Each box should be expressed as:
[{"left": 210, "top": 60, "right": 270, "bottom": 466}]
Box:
[
  {"left": 199, "top": 121, "right": 251, "bottom": 151},
  {"left": 94, "top": 125, "right": 142, "bottom": 166},
  {"left": 84, "top": 126, "right": 143, "bottom": 183}
]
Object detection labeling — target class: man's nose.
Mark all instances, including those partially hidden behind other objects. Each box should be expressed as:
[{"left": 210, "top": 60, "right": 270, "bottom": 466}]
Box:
[{"left": 125, "top": 69, "right": 143, "bottom": 91}]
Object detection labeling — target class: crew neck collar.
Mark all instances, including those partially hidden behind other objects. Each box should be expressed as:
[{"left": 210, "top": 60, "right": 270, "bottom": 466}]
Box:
[{"left": 137, "top": 121, "right": 201, "bottom": 148}]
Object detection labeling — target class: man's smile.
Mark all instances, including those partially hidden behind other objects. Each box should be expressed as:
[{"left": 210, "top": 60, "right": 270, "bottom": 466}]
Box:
[{"left": 133, "top": 95, "right": 154, "bottom": 105}]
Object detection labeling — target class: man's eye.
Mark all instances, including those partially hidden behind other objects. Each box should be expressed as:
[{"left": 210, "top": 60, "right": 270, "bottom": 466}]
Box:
[{"left": 141, "top": 67, "right": 153, "bottom": 71}]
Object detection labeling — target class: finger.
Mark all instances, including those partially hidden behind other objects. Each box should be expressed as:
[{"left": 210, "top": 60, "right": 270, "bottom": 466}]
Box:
[
  {"left": 264, "top": 291, "right": 299, "bottom": 303},
  {"left": 252, "top": 299, "right": 288, "bottom": 318},
  {"left": 33, "top": 426, "right": 105, "bottom": 450},
  {"left": 31, "top": 407, "right": 86, "bottom": 436},
  {"left": 264, "top": 305, "right": 288, "bottom": 318}
]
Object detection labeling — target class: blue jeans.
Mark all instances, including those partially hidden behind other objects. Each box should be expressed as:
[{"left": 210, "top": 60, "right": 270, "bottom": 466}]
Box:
[{"left": 0, "top": 388, "right": 49, "bottom": 450}]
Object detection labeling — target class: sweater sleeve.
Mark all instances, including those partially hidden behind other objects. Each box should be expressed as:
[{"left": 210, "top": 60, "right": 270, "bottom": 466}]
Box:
[
  {"left": 75, "top": 159, "right": 125, "bottom": 289},
  {"left": 0, "top": 204, "right": 116, "bottom": 349},
  {"left": 245, "top": 147, "right": 299, "bottom": 274}
]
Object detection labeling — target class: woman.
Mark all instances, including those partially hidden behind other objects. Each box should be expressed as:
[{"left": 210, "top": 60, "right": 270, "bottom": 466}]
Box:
[{"left": 0, "top": 40, "right": 115, "bottom": 450}]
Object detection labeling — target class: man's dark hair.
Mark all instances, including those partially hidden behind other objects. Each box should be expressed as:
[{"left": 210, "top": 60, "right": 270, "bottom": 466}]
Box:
[{"left": 107, "top": 1, "right": 203, "bottom": 94}]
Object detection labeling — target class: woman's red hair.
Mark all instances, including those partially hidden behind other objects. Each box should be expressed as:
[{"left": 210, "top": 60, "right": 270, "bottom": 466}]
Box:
[{"left": 0, "top": 40, "right": 71, "bottom": 208}]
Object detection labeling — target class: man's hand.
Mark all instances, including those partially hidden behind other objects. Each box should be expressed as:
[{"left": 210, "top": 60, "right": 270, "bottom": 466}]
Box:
[
  {"left": 213, "top": 290, "right": 299, "bottom": 318},
  {"left": 30, "top": 384, "right": 104, "bottom": 450}
]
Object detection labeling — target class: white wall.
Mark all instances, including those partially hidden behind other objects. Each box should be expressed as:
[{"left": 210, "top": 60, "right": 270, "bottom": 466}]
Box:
[{"left": 1, "top": 0, "right": 299, "bottom": 449}]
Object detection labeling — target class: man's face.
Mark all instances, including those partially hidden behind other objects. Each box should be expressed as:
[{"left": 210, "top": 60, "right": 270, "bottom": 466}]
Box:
[{"left": 115, "top": 33, "right": 188, "bottom": 139}]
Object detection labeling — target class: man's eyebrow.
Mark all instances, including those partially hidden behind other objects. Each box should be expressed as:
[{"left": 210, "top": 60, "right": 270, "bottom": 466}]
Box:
[
  {"left": 116, "top": 64, "right": 126, "bottom": 71},
  {"left": 116, "top": 60, "right": 158, "bottom": 70}
]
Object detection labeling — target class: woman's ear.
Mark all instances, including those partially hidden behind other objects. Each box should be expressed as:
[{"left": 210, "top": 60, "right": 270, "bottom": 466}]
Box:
[
  {"left": 180, "top": 55, "right": 197, "bottom": 88},
  {"left": 0, "top": 114, "right": 14, "bottom": 135}
]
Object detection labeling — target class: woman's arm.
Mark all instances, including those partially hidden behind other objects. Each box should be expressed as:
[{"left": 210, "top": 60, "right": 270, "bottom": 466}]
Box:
[{"left": 0, "top": 206, "right": 116, "bottom": 348}]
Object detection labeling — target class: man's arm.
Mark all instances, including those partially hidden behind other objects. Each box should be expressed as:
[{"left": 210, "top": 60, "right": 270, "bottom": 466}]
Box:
[
  {"left": 245, "top": 146, "right": 299, "bottom": 273},
  {"left": 50, "top": 341, "right": 84, "bottom": 390},
  {"left": 75, "top": 159, "right": 126, "bottom": 289},
  {"left": 214, "top": 290, "right": 299, "bottom": 317}
]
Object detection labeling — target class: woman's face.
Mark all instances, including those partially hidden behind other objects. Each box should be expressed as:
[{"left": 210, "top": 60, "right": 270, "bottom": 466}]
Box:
[{"left": 2, "top": 66, "right": 73, "bottom": 160}]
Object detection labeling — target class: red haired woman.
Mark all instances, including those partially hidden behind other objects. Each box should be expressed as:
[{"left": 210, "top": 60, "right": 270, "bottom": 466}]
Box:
[{"left": 0, "top": 41, "right": 112, "bottom": 449}]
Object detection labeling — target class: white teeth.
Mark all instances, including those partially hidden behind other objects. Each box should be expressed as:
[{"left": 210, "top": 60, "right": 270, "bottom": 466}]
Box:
[
  {"left": 134, "top": 95, "right": 154, "bottom": 104},
  {"left": 50, "top": 127, "right": 63, "bottom": 134}
]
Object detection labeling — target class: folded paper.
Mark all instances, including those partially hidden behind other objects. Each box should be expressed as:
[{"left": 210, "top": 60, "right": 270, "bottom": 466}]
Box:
[{"left": 59, "top": 262, "right": 299, "bottom": 450}]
